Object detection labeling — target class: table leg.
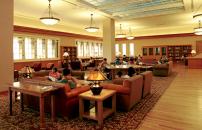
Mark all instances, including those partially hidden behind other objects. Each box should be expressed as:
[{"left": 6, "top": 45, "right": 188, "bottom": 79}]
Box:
[
  {"left": 97, "top": 100, "right": 103, "bottom": 126},
  {"left": 9, "top": 89, "right": 12, "bottom": 115},
  {"left": 51, "top": 95, "right": 56, "bottom": 122},
  {"left": 79, "top": 98, "right": 84, "bottom": 119},
  {"left": 112, "top": 94, "right": 116, "bottom": 114},
  {"left": 39, "top": 97, "right": 45, "bottom": 129},
  {"left": 20, "top": 93, "right": 24, "bottom": 113}
]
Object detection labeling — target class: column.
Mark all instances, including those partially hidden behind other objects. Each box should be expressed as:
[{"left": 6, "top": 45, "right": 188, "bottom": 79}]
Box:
[
  {"left": 103, "top": 18, "right": 115, "bottom": 62},
  {"left": 0, "top": 0, "right": 14, "bottom": 91}
]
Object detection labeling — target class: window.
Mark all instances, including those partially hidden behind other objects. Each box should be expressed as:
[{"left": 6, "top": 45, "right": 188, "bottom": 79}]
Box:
[
  {"left": 13, "top": 37, "right": 23, "bottom": 60},
  {"left": 115, "top": 44, "right": 119, "bottom": 56},
  {"left": 24, "top": 37, "right": 35, "bottom": 59},
  {"left": 36, "top": 38, "right": 46, "bottom": 59},
  {"left": 13, "top": 35, "right": 59, "bottom": 61},
  {"left": 129, "top": 43, "right": 134, "bottom": 56},
  {"left": 76, "top": 40, "right": 103, "bottom": 57},
  {"left": 122, "top": 44, "right": 126, "bottom": 55}
]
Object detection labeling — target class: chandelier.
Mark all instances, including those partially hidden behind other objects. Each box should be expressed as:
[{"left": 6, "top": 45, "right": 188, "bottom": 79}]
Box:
[
  {"left": 126, "top": 27, "right": 134, "bottom": 40},
  {"left": 40, "top": 0, "right": 60, "bottom": 25},
  {"left": 194, "top": 20, "right": 202, "bottom": 35},
  {"left": 116, "top": 24, "right": 126, "bottom": 38},
  {"left": 85, "top": 14, "right": 99, "bottom": 32}
]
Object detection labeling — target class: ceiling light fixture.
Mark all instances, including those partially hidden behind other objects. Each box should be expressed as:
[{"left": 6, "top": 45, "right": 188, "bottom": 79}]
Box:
[
  {"left": 85, "top": 14, "right": 99, "bottom": 32},
  {"left": 40, "top": 0, "right": 60, "bottom": 25},
  {"left": 126, "top": 27, "right": 134, "bottom": 40},
  {"left": 194, "top": 20, "right": 202, "bottom": 35},
  {"left": 193, "top": 14, "right": 202, "bottom": 21},
  {"left": 116, "top": 24, "right": 126, "bottom": 38}
]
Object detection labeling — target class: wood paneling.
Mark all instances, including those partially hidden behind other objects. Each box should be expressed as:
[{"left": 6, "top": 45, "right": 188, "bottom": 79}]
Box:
[
  {"left": 188, "top": 58, "right": 202, "bottom": 69},
  {"left": 196, "top": 41, "right": 202, "bottom": 53}
]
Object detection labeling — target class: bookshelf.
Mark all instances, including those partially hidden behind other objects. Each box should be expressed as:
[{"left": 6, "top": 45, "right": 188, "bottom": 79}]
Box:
[
  {"left": 60, "top": 46, "right": 77, "bottom": 62},
  {"left": 167, "top": 45, "right": 192, "bottom": 61},
  {"left": 142, "top": 45, "right": 192, "bottom": 62}
]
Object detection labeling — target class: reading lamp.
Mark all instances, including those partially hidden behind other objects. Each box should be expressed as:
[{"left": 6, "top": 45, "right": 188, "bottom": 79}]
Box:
[{"left": 87, "top": 70, "right": 107, "bottom": 95}]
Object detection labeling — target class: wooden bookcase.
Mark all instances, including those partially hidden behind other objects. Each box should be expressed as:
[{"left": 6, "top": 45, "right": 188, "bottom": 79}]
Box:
[
  {"left": 142, "top": 45, "right": 192, "bottom": 61},
  {"left": 167, "top": 45, "right": 191, "bottom": 61},
  {"left": 60, "top": 46, "right": 77, "bottom": 62}
]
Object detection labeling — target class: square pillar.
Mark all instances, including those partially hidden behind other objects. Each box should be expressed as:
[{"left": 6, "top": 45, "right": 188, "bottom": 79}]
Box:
[
  {"left": 103, "top": 18, "right": 115, "bottom": 62},
  {"left": 0, "top": 0, "right": 14, "bottom": 91}
]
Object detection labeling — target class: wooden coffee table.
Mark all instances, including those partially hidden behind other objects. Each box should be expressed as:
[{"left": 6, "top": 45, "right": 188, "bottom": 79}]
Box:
[
  {"left": 79, "top": 89, "right": 116, "bottom": 126},
  {"left": 8, "top": 82, "right": 62, "bottom": 129}
]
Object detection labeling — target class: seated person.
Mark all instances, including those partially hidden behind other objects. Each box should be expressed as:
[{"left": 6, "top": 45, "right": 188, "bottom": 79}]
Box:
[
  {"left": 128, "top": 67, "right": 135, "bottom": 77},
  {"left": 98, "top": 58, "right": 108, "bottom": 70},
  {"left": 58, "top": 68, "right": 79, "bottom": 89},
  {"left": 48, "top": 67, "right": 61, "bottom": 81},
  {"left": 114, "top": 57, "right": 121, "bottom": 65},
  {"left": 116, "top": 71, "right": 123, "bottom": 78},
  {"left": 129, "top": 57, "right": 135, "bottom": 64}
]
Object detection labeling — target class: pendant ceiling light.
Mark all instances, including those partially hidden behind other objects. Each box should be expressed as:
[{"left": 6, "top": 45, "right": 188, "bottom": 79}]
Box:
[
  {"left": 193, "top": 14, "right": 202, "bottom": 22},
  {"left": 85, "top": 14, "right": 99, "bottom": 32},
  {"left": 126, "top": 27, "right": 134, "bottom": 40},
  {"left": 116, "top": 24, "right": 126, "bottom": 38},
  {"left": 194, "top": 20, "right": 202, "bottom": 35},
  {"left": 40, "top": 0, "right": 60, "bottom": 25}
]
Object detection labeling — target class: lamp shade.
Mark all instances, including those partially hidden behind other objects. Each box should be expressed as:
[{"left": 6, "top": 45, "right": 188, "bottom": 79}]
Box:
[
  {"left": 87, "top": 70, "right": 107, "bottom": 81},
  {"left": 85, "top": 14, "right": 99, "bottom": 32},
  {"left": 63, "top": 52, "right": 69, "bottom": 57},
  {"left": 191, "top": 49, "right": 196, "bottom": 54},
  {"left": 193, "top": 14, "right": 202, "bottom": 21},
  {"left": 40, "top": 17, "right": 60, "bottom": 25},
  {"left": 40, "top": 0, "right": 60, "bottom": 25}
]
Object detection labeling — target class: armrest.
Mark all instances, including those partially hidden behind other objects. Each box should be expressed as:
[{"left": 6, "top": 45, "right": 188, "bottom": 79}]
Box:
[
  {"left": 65, "top": 86, "right": 90, "bottom": 99},
  {"left": 112, "top": 78, "right": 124, "bottom": 85},
  {"left": 101, "top": 83, "right": 129, "bottom": 94}
]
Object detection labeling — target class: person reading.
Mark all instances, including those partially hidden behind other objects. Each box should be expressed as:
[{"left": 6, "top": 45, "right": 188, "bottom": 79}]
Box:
[
  {"left": 58, "top": 68, "right": 78, "bottom": 89},
  {"left": 48, "top": 67, "right": 61, "bottom": 81}
]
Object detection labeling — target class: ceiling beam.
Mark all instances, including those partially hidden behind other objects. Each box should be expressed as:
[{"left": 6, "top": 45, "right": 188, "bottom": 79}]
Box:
[
  {"left": 118, "top": 8, "right": 184, "bottom": 20},
  {"left": 97, "top": 0, "right": 151, "bottom": 10},
  {"left": 112, "top": 2, "right": 184, "bottom": 16}
]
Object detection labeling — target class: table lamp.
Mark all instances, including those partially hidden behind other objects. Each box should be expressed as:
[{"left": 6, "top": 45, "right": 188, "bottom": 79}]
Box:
[
  {"left": 191, "top": 49, "right": 196, "bottom": 56},
  {"left": 21, "top": 66, "right": 35, "bottom": 78},
  {"left": 87, "top": 70, "right": 107, "bottom": 95}
]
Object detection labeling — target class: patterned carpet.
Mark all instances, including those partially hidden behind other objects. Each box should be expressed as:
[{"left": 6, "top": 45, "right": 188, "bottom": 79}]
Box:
[{"left": 0, "top": 72, "right": 177, "bottom": 130}]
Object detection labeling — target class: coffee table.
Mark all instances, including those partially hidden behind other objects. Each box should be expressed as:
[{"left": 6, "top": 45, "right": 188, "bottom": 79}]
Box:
[
  {"left": 79, "top": 89, "right": 116, "bottom": 126},
  {"left": 8, "top": 82, "right": 62, "bottom": 129}
]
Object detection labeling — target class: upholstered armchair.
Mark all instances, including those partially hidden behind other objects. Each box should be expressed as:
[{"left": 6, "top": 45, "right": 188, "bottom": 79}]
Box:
[
  {"left": 101, "top": 75, "right": 143, "bottom": 111},
  {"left": 140, "top": 71, "right": 152, "bottom": 98},
  {"left": 153, "top": 61, "right": 173, "bottom": 76}
]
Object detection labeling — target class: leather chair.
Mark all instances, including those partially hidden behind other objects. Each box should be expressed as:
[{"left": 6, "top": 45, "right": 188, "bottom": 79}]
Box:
[
  {"left": 140, "top": 71, "right": 152, "bottom": 98},
  {"left": 32, "top": 62, "right": 42, "bottom": 71},
  {"left": 153, "top": 61, "right": 173, "bottom": 76},
  {"left": 101, "top": 75, "right": 143, "bottom": 111}
]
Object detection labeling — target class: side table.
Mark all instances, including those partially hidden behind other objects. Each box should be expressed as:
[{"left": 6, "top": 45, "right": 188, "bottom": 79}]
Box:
[{"left": 79, "top": 89, "right": 116, "bottom": 126}]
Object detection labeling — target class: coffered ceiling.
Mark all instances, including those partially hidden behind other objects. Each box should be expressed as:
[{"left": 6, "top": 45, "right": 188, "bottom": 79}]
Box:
[{"left": 14, "top": 0, "right": 202, "bottom": 37}]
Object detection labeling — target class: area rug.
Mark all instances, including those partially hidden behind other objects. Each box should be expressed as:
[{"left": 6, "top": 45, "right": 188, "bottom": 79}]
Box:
[{"left": 0, "top": 72, "right": 177, "bottom": 130}]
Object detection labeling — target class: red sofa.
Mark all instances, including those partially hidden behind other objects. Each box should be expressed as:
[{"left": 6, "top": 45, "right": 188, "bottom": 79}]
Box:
[{"left": 101, "top": 75, "right": 143, "bottom": 111}]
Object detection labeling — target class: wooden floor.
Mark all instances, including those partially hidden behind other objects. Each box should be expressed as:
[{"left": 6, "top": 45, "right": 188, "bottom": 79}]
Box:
[{"left": 138, "top": 64, "right": 202, "bottom": 130}]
